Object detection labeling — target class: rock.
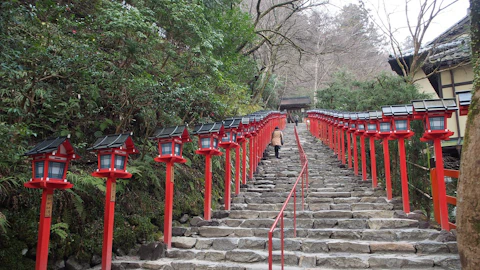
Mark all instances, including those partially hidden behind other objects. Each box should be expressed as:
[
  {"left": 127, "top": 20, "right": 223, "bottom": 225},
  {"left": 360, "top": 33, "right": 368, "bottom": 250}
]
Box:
[
  {"left": 171, "top": 237, "right": 197, "bottom": 249},
  {"left": 212, "top": 238, "right": 239, "bottom": 250},
  {"left": 120, "top": 262, "right": 141, "bottom": 269},
  {"left": 171, "top": 227, "right": 187, "bottom": 236},
  {"left": 53, "top": 260, "right": 65, "bottom": 270},
  {"left": 179, "top": 214, "right": 189, "bottom": 224},
  {"left": 435, "top": 230, "right": 457, "bottom": 242},
  {"left": 138, "top": 242, "right": 166, "bottom": 260},
  {"left": 90, "top": 254, "right": 101, "bottom": 266},
  {"left": 65, "top": 257, "right": 85, "bottom": 270},
  {"left": 196, "top": 220, "right": 220, "bottom": 227},
  {"left": 212, "top": 211, "right": 229, "bottom": 219},
  {"left": 328, "top": 241, "right": 370, "bottom": 253},
  {"left": 370, "top": 242, "right": 416, "bottom": 253},
  {"left": 142, "top": 262, "right": 174, "bottom": 270},
  {"left": 190, "top": 216, "right": 203, "bottom": 226},
  {"left": 115, "top": 248, "right": 126, "bottom": 257},
  {"left": 225, "top": 250, "right": 266, "bottom": 263},
  {"left": 111, "top": 264, "right": 126, "bottom": 270}
]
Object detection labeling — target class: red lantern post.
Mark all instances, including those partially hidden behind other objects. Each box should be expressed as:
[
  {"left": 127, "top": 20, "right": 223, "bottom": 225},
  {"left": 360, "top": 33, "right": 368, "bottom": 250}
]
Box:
[
  {"left": 349, "top": 113, "right": 359, "bottom": 176},
  {"left": 152, "top": 126, "right": 191, "bottom": 248},
  {"left": 456, "top": 90, "right": 472, "bottom": 116},
  {"left": 89, "top": 133, "right": 138, "bottom": 269},
  {"left": 345, "top": 113, "right": 353, "bottom": 169},
  {"left": 339, "top": 114, "right": 347, "bottom": 165},
  {"left": 240, "top": 117, "right": 251, "bottom": 185},
  {"left": 377, "top": 110, "right": 394, "bottom": 200},
  {"left": 355, "top": 113, "right": 368, "bottom": 181},
  {"left": 366, "top": 112, "right": 381, "bottom": 187},
  {"left": 192, "top": 123, "right": 225, "bottom": 220},
  {"left": 25, "top": 136, "right": 79, "bottom": 270},
  {"left": 220, "top": 118, "right": 241, "bottom": 210},
  {"left": 412, "top": 98, "right": 457, "bottom": 230},
  {"left": 248, "top": 118, "right": 257, "bottom": 180},
  {"left": 382, "top": 104, "right": 415, "bottom": 213}
]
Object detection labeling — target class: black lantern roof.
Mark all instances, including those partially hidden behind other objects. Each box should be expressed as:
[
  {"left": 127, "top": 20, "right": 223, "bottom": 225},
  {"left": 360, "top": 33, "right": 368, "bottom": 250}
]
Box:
[
  {"left": 25, "top": 135, "right": 77, "bottom": 157},
  {"left": 350, "top": 113, "right": 358, "bottom": 120},
  {"left": 191, "top": 122, "right": 224, "bottom": 135},
  {"left": 88, "top": 133, "right": 137, "bottom": 153},
  {"left": 152, "top": 125, "right": 190, "bottom": 142},
  {"left": 412, "top": 98, "right": 458, "bottom": 112},
  {"left": 382, "top": 104, "right": 413, "bottom": 116},
  {"left": 223, "top": 118, "right": 242, "bottom": 129},
  {"left": 241, "top": 116, "right": 250, "bottom": 125},
  {"left": 369, "top": 111, "right": 382, "bottom": 120},
  {"left": 457, "top": 91, "right": 472, "bottom": 106},
  {"left": 357, "top": 112, "right": 369, "bottom": 120}
]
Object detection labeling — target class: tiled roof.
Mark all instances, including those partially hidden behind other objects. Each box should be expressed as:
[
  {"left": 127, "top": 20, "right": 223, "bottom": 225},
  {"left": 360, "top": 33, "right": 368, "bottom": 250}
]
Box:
[
  {"left": 280, "top": 96, "right": 311, "bottom": 106},
  {"left": 88, "top": 133, "right": 133, "bottom": 150},
  {"left": 25, "top": 136, "right": 69, "bottom": 155}
]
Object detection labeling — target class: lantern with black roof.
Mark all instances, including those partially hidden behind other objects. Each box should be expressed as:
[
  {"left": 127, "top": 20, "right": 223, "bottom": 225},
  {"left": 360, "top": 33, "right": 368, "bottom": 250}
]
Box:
[
  {"left": 151, "top": 125, "right": 191, "bottom": 248},
  {"left": 240, "top": 117, "right": 251, "bottom": 185},
  {"left": 349, "top": 113, "right": 360, "bottom": 176},
  {"left": 355, "top": 112, "right": 369, "bottom": 181},
  {"left": 456, "top": 90, "right": 472, "bottom": 116},
  {"left": 412, "top": 98, "right": 458, "bottom": 230},
  {"left": 382, "top": 104, "right": 414, "bottom": 213},
  {"left": 153, "top": 125, "right": 191, "bottom": 164},
  {"left": 343, "top": 113, "right": 353, "bottom": 169},
  {"left": 219, "top": 118, "right": 242, "bottom": 210},
  {"left": 24, "top": 135, "right": 79, "bottom": 270},
  {"left": 89, "top": 133, "right": 137, "bottom": 178},
  {"left": 365, "top": 112, "right": 381, "bottom": 188},
  {"left": 192, "top": 122, "right": 224, "bottom": 220},
  {"left": 370, "top": 111, "right": 393, "bottom": 200},
  {"left": 88, "top": 133, "right": 138, "bottom": 269}
]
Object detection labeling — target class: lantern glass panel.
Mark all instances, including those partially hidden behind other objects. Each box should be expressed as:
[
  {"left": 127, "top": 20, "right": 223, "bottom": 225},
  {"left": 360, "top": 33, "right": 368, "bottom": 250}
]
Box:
[
  {"left": 380, "top": 122, "right": 391, "bottom": 132},
  {"left": 35, "top": 161, "right": 44, "bottom": 178},
  {"left": 350, "top": 124, "right": 356, "bottom": 129},
  {"left": 161, "top": 143, "right": 172, "bottom": 155},
  {"left": 213, "top": 138, "right": 218, "bottom": 149},
  {"left": 368, "top": 124, "right": 377, "bottom": 131},
  {"left": 395, "top": 120, "right": 408, "bottom": 131},
  {"left": 115, "top": 155, "right": 126, "bottom": 170},
  {"left": 174, "top": 144, "right": 181, "bottom": 156},
  {"left": 222, "top": 132, "right": 230, "bottom": 142},
  {"left": 429, "top": 116, "right": 445, "bottom": 130},
  {"left": 358, "top": 124, "right": 365, "bottom": 130},
  {"left": 100, "top": 154, "right": 111, "bottom": 169},
  {"left": 48, "top": 161, "right": 65, "bottom": 179},
  {"left": 201, "top": 138, "right": 210, "bottom": 148},
  {"left": 232, "top": 133, "right": 237, "bottom": 142}
]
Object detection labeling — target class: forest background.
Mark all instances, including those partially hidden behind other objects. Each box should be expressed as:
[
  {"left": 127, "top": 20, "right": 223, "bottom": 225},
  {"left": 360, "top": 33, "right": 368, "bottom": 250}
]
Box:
[{"left": 0, "top": 0, "right": 464, "bottom": 268}]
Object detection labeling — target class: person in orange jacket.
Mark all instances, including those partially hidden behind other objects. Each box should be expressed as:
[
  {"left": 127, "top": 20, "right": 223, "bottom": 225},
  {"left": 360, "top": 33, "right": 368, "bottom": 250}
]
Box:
[{"left": 271, "top": 127, "right": 284, "bottom": 159}]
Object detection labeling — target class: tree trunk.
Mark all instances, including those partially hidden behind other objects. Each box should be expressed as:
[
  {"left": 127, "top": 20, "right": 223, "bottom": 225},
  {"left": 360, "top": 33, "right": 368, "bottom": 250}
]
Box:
[{"left": 456, "top": 2, "right": 480, "bottom": 269}]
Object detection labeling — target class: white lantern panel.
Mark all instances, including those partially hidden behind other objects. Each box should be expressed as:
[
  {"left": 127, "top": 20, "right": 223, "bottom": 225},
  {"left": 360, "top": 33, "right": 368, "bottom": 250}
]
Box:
[
  {"left": 115, "top": 155, "right": 126, "bottom": 170},
  {"left": 429, "top": 117, "right": 445, "bottom": 130},
  {"left": 48, "top": 161, "right": 65, "bottom": 179},
  {"left": 35, "top": 161, "right": 44, "bottom": 178},
  {"left": 100, "top": 154, "right": 111, "bottom": 169}
]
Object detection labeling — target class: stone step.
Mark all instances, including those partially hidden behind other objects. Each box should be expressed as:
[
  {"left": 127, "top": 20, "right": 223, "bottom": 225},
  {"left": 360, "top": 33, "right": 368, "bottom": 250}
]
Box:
[
  {"left": 174, "top": 227, "right": 442, "bottom": 242},
  {"left": 164, "top": 248, "right": 460, "bottom": 268},
  {"left": 169, "top": 236, "right": 457, "bottom": 255}
]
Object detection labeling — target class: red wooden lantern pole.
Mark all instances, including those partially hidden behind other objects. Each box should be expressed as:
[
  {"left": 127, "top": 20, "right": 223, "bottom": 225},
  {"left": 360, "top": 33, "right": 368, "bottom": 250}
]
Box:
[
  {"left": 89, "top": 133, "right": 137, "bottom": 268},
  {"left": 347, "top": 132, "right": 352, "bottom": 168},
  {"left": 383, "top": 139, "right": 392, "bottom": 199},
  {"left": 366, "top": 112, "right": 382, "bottom": 187},
  {"left": 382, "top": 104, "right": 415, "bottom": 214},
  {"left": 360, "top": 136, "right": 367, "bottom": 181},
  {"left": 235, "top": 145, "right": 241, "bottom": 194},
  {"left": 224, "top": 148, "right": 232, "bottom": 209},
  {"left": 353, "top": 134, "right": 359, "bottom": 176},
  {"left": 24, "top": 136, "right": 79, "bottom": 270},
  {"left": 340, "top": 115, "right": 347, "bottom": 165},
  {"left": 192, "top": 123, "right": 224, "bottom": 220},
  {"left": 412, "top": 98, "right": 457, "bottom": 230},
  {"left": 152, "top": 126, "right": 190, "bottom": 247},
  {"left": 241, "top": 117, "right": 251, "bottom": 185}
]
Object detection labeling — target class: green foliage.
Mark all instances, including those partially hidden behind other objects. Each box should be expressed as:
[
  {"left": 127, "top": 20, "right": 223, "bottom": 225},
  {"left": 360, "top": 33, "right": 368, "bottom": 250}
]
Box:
[
  {"left": 316, "top": 71, "right": 431, "bottom": 111},
  {"left": 0, "top": 0, "right": 259, "bottom": 268}
]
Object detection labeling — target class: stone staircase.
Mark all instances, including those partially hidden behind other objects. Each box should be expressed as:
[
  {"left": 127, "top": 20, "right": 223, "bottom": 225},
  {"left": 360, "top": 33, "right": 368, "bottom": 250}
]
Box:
[{"left": 109, "top": 123, "right": 460, "bottom": 269}]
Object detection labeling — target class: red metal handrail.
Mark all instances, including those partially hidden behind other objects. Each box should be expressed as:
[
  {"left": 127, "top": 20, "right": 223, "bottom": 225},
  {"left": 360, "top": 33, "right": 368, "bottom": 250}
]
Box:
[{"left": 268, "top": 126, "right": 308, "bottom": 270}]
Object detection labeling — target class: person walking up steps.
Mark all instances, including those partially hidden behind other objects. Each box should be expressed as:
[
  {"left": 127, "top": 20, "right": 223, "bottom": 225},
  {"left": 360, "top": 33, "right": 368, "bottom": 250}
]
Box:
[{"left": 271, "top": 126, "right": 284, "bottom": 159}]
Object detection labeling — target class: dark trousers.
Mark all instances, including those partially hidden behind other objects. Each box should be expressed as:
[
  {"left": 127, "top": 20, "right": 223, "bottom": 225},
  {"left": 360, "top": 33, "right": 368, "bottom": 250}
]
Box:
[
  {"left": 295, "top": 120, "right": 298, "bottom": 126},
  {"left": 274, "top": 145, "right": 281, "bottom": 158}
]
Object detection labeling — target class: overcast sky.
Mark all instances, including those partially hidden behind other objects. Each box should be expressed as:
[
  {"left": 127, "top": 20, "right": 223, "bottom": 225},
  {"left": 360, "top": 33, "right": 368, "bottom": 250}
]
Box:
[{"left": 326, "top": 0, "right": 470, "bottom": 43}]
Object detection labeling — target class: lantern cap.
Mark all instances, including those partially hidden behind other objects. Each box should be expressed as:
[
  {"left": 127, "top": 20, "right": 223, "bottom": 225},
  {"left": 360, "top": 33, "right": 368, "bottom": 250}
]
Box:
[
  {"left": 88, "top": 133, "right": 138, "bottom": 153},
  {"left": 457, "top": 91, "right": 472, "bottom": 106},
  {"left": 382, "top": 104, "right": 413, "bottom": 116},
  {"left": 412, "top": 98, "right": 458, "bottom": 113},
  {"left": 357, "top": 112, "right": 369, "bottom": 120},
  {"left": 191, "top": 122, "right": 224, "bottom": 135},
  {"left": 369, "top": 111, "right": 382, "bottom": 120},
  {"left": 151, "top": 125, "right": 191, "bottom": 142},
  {"left": 25, "top": 135, "right": 79, "bottom": 158},
  {"left": 223, "top": 118, "right": 242, "bottom": 129}
]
